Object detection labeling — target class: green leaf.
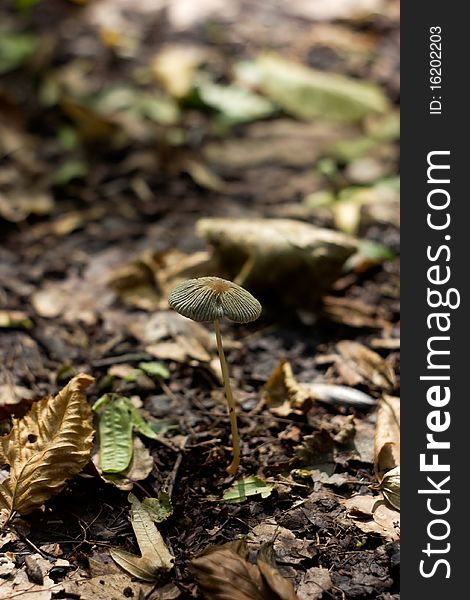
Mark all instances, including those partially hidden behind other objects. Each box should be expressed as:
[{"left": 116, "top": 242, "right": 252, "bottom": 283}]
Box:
[
  {"left": 127, "top": 404, "right": 161, "bottom": 441},
  {"left": 255, "top": 54, "right": 389, "bottom": 123},
  {"left": 222, "top": 476, "right": 273, "bottom": 504},
  {"left": 53, "top": 159, "right": 88, "bottom": 185},
  {"left": 0, "top": 32, "right": 38, "bottom": 74},
  {"left": 99, "top": 398, "right": 133, "bottom": 473},
  {"left": 138, "top": 362, "right": 170, "bottom": 379},
  {"left": 196, "top": 76, "right": 275, "bottom": 124},
  {"left": 141, "top": 491, "right": 173, "bottom": 523}
]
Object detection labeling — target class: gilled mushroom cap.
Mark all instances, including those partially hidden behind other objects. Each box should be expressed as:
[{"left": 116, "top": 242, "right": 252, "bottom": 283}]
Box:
[{"left": 169, "top": 277, "right": 262, "bottom": 323}]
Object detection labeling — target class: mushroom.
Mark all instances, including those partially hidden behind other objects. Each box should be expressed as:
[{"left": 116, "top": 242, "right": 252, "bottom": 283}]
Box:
[{"left": 169, "top": 276, "right": 262, "bottom": 474}]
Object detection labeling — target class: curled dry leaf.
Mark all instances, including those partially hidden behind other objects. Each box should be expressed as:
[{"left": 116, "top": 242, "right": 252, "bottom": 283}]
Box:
[
  {"left": 375, "top": 465, "right": 400, "bottom": 511},
  {"left": 264, "top": 360, "right": 312, "bottom": 416},
  {"left": 0, "top": 374, "right": 94, "bottom": 518},
  {"left": 374, "top": 395, "right": 400, "bottom": 480},
  {"left": 191, "top": 541, "right": 299, "bottom": 600}
]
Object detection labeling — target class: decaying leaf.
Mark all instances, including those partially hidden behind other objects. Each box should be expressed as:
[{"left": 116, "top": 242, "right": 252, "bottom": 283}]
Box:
[
  {"left": 374, "top": 395, "right": 400, "bottom": 480},
  {"left": 294, "top": 430, "right": 335, "bottom": 476},
  {"left": 323, "top": 295, "right": 393, "bottom": 329},
  {"left": 264, "top": 360, "right": 312, "bottom": 416},
  {"left": 141, "top": 490, "right": 173, "bottom": 523},
  {"left": 191, "top": 541, "right": 299, "bottom": 600},
  {"left": 58, "top": 573, "right": 151, "bottom": 600},
  {"left": 0, "top": 553, "right": 56, "bottom": 600},
  {"left": 110, "top": 493, "right": 174, "bottom": 581},
  {"left": 222, "top": 476, "right": 273, "bottom": 504},
  {"left": 296, "top": 567, "right": 332, "bottom": 600},
  {"left": 342, "top": 495, "right": 400, "bottom": 542},
  {"left": 336, "top": 340, "right": 397, "bottom": 391},
  {"left": 0, "top": 374, "right": 94, "bottom": 518}
]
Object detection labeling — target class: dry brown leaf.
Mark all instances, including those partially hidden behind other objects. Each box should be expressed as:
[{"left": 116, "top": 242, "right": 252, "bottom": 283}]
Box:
[
  {"left": 375, "top": 465, "right": 400, "bottom": 511},
  {"left": 0, "top": 374, "right": 94, "bottom": 518},
  {"left": 110, "top": 493, "right": 174, "bottom": 581},
  {"left": 374, "top": 395, "right": 400, "bottom": 480},
  {"left": 336, "top": 340, "right": 397, "bottom": 391},
  {"left": 342, "top": 495, "right": 400, "bottom": 542},
  {"left": 263, "top": 360, "right": 312, "bottom": 416},
  {"left": 191, "top": 541, "right": 299, "bottom": 600},
  {"left": 323, "top": 295, "right": 392, "bottom": 329}
]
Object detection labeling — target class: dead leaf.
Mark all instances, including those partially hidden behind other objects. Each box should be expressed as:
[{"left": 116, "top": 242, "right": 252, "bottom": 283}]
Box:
[
  {"left": 0, "top": 374, "right": 94, "bottom": 518},
  {"left": 323, "top": 295, "right": 392, "bottom": 329},
  {"left": 0, "top": 553, "right": 55, "bottom": 600},
  {"left": 336, "top": 340, "right": 397, "bottom": 391},
  {"left": 129, "top": 311, "right": 213, "bottom": 363},
  {"left": 342, "top": 495, "right": 400, "bottom": 542},
  {"left": 296, "top": 567, "right": 332, "bottom": 600},
  {"left": 110, "top": 493, "right": 174, "bottom": 581},
  {"left": 295, "top": 431, "right": 335, "bottom": 476},
  {"left": 375, "top": 465, "right": 400, "bottom": 511},
  {"left": 58, "top": 573, "right": 151, "bottom": 600},
  {"left": 374, "top": 395, "right": 400, "bottom": 480},
  {"left": 264, "top": 360, "right": 312, "bottom": 416},
  {"left": 191, "top": 541, "right": 299, "bottom": 600}
]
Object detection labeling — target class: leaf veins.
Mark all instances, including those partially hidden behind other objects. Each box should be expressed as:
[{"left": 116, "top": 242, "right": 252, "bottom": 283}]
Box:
[{"left": 0, "top": 373, "right": 95, "bottom": 518}]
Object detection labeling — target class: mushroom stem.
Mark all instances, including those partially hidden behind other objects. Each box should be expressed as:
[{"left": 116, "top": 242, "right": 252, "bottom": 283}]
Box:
[{"left": 213, "top": 319, "right": 241, "bottom": 475}]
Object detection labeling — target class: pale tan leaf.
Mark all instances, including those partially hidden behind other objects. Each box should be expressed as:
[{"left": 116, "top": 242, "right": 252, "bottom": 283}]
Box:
[
  {"left": 58, "top": 573, "right": 151, "bottom": 600},
  {"left": 110, "top": 493, "right": 174, "bottom": 581},
  {"left": 0, "top": 374, "right": 95, "bottom": 517},
  {"left": 336, "top": 340, "right": 397, "bottom": 391},
  {"left": 342, "top": 495, "right": 400, "bottom": 542},
  {"left": 374, "top": 395, "right": 400, "bottom": 480}
]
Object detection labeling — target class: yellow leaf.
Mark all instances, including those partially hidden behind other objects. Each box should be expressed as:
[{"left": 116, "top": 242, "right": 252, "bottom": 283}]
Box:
[{"left": 0, "top": 374, "right": 95, "bottom": 518}]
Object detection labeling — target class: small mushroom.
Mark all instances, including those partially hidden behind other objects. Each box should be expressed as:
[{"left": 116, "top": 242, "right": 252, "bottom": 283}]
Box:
[{"left": 169, "top": 276, "right": 262, "bottom": 474}]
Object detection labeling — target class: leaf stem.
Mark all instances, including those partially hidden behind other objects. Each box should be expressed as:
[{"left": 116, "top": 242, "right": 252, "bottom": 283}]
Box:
[{"left": 213, "top": 319, "right": 240, "bottom": 475}]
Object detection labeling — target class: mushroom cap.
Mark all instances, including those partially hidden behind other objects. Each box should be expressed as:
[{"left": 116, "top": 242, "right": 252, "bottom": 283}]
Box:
[{"left": 168, "top": 277, "right": 262, "bottom": 323}]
